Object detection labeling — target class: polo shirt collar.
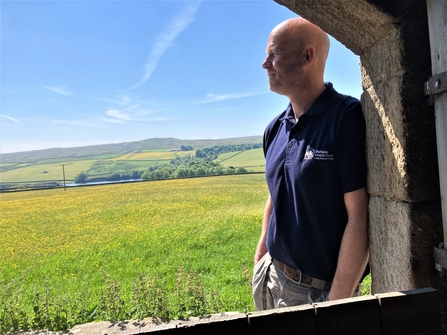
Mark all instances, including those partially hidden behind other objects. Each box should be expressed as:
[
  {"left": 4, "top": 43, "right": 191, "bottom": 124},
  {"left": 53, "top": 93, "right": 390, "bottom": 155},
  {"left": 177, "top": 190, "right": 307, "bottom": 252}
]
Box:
[{"left": 280, "top": 82, "right": 336, "bottom": 122}]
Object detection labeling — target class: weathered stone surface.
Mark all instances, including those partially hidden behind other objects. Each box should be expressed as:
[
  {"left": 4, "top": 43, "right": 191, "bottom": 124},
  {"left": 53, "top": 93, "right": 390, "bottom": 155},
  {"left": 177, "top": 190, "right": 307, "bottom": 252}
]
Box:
[
  {"left": 360, "top": 29, "right": 403, "bottom": 89},
  {"left": 370, "top": 197, "right": 444, "bottom": 293},
  {"left": 274, "top": 0, "right": 395, "bottom": 55},
  {"left": 361, "top": 29, "right": 439, "bottom": 202},
  {"left": 363, "top": 76, "right": 409, "bottom": 201},
  {"left": 363, "top": 82, "right": 439, "bottom": 202},
  {"left": 369, "top": 197, "right": 415, "bottom": 293}
]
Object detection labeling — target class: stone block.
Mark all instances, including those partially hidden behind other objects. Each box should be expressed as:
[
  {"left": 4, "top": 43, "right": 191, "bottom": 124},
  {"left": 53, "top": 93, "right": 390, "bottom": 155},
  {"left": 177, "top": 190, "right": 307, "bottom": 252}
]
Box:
[
  {"left": 369, "top": 197, "right": 444, "bottom": 295},
  {"left": 275, "top": 0, "right": 394, "bottom": 55},
  {"left": 369, "top": 197, "right": 414, "bottom": 293},
  {"left": 362, "top": 75, "right": 439, "bottom": 202},
  {"left": 362, "top": 77, "right": 409, "bottom": 202},
  {"left": 360, "top": 29, "right": 403, "bottom": 89}
]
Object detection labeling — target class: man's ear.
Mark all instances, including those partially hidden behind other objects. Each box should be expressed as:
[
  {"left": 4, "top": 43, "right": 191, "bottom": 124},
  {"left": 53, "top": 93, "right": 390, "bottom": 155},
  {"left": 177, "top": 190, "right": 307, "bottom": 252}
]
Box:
[{"left": 303, "top": 46, "right": 316, "bottom": 66}]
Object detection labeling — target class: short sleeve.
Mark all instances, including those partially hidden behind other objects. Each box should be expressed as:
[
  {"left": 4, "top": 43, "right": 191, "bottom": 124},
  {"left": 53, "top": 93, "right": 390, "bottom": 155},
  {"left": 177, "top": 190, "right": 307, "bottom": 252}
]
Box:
[{"left": 337, "top": 101, "right": 367, "bottom": 193}]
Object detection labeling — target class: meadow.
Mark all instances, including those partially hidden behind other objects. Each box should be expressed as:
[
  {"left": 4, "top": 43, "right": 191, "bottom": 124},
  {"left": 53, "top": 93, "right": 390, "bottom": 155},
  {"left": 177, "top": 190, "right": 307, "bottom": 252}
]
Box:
[
  {"left": 0, "top": 172, "right": 371, "bottom": 332},
  {"left": 0, "top": 174, "right": 268, "bottom": 331}
]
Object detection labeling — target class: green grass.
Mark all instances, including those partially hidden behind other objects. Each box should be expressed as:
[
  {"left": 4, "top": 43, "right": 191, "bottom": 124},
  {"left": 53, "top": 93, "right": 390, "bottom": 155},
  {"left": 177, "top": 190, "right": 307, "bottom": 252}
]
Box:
[
  {"left": 1, "top": 174, "right": 268, "bottom": 330},
  {"left": 217, "top": 148, "right": 265, "bottom": 172},
  {"left": 0, "top": 174, "right": 372, "bottom": 332},
  {"left": 0, "top": 160, "right": 97, "bottom": 183},
  {"left": 86, "top": 160, "right": 160, "bottom": 176}
]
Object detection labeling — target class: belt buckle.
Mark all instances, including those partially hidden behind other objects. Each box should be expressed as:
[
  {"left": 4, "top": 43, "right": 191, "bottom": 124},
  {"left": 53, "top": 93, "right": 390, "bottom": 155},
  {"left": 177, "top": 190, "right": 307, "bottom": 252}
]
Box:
[{"left": 284, "top": 264, "right": 302, "bottom": 284}]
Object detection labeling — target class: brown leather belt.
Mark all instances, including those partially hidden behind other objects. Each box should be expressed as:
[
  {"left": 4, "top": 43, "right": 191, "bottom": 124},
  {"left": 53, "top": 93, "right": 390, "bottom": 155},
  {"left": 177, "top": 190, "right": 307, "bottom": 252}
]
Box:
[{"left": 273, "top": 259, "right": 332, "bottom": 291}]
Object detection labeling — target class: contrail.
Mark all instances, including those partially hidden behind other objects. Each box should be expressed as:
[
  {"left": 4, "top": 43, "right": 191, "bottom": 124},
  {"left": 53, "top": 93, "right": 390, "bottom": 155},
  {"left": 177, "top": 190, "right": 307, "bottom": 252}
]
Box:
[
  {"left": 42, "top": 85, "right": 71, "bottom": 95},
  {"left": 129, "top": 0, "right": 202, "bottom": 90},
  {"left": 0, "top": 114, "right": 20, "bottom": 123}
]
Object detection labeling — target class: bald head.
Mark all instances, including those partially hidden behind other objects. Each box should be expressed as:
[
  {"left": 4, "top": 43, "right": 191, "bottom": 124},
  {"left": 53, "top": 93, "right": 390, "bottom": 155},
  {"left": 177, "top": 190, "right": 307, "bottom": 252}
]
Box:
[
  {"left": 262, "top": 18, "right": 330, "bottom": 115},
  {"left": 272, "top": 18, "right": 330, "bottom": 69}
]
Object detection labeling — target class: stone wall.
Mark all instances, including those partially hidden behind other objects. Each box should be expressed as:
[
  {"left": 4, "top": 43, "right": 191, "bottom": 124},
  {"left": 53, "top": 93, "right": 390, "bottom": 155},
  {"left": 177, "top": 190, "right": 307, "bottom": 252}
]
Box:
[{"left": 275, "top": 0, "right": 446, "bottom": 327}]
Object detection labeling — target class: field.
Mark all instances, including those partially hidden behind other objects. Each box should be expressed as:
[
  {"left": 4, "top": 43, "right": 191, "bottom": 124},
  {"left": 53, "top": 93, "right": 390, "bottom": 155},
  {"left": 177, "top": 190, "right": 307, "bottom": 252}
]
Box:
[
  {"left": 217, "top": 148, "right": 265, "bottom": 172},
  {"left": 0, "top": 148, "right": 265, "bottom": 186},
  {"left": 112, "top": 151, "right": 193, "bottom": 161},
  {"left": 0, "top": 174, "right": 269, "bottom": 331},
  {"left": 0, "top": 160, "right": 97, "bottom": 183},
  {"left": 0, "top": 172, "right": 371, "bottom": 332}
]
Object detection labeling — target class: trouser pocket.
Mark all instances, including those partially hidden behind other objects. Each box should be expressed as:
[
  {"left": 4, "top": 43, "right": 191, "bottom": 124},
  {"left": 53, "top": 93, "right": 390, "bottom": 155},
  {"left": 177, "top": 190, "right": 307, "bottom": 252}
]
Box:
[
  {"left": 252, "top": 252, "right": 271, "bottom": 310},
  {"left": 307, "top": 287, "right": 330, "bottom": 304}
]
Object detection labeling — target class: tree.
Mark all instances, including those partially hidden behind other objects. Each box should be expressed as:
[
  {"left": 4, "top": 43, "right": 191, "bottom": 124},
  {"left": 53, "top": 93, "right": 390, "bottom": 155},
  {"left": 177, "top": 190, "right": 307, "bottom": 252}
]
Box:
[
  {"left": 110, "top": 173, "right": 121, "bottom": 181},
  {"left": 121, "top": 173, "right": 131, "bottom": 180},
  {"left": 74, "top": 171, "right": 89, "bottom": 184},
  {"left": 180, "top": 145, "right": 194, "bottom": 151},
  {"left": 141, "top": 171, "right": 151, "bottom": 180},
  {"left": 236, "top": 167, "right": 248, "bottom": 174},
  {"left": 131, "top": 171, "right": 141, "bottom": 179}
]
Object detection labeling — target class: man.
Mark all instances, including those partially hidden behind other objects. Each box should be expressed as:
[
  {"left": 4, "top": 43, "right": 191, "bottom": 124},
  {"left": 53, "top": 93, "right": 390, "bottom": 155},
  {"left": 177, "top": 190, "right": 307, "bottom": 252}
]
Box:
[{"left": 252, "top": 17, "right": 369, "bottom": 310}]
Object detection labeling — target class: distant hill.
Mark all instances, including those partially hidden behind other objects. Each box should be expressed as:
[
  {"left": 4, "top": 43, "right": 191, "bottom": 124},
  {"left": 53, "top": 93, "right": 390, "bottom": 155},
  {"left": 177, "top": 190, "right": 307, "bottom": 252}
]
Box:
[{"left": 0, "top": 136, "right": 263, "bottom": 163}]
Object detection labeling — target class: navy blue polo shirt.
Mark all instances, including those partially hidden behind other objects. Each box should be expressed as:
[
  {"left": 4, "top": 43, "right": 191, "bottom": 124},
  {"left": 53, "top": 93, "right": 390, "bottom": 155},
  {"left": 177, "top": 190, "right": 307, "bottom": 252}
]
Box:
[{"left": 264, "top": 83, "right": 366, "bottom": 282}]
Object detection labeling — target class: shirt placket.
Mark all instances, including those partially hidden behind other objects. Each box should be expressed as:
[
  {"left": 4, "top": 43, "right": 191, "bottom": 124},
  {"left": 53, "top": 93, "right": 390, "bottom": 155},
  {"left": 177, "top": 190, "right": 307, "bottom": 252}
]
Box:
[{"left": 286, "top": 118, "right": 299, "bottom": 162}]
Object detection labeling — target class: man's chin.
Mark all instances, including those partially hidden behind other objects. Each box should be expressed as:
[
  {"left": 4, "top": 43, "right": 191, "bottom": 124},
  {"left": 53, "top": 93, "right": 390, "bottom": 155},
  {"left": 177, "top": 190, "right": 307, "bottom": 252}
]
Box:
[
  {"left": 268, "top": 85, "right": 284, "bottom": 95},
  {"left": 268, "top": 83, "right": 277, "bottom": 91}
]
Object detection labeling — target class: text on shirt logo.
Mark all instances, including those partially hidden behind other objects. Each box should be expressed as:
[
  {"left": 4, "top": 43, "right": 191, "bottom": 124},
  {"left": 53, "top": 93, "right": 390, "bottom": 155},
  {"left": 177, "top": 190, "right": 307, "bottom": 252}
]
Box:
[{"left": 304, "top": 148, "right": 334, "bottom": 161}]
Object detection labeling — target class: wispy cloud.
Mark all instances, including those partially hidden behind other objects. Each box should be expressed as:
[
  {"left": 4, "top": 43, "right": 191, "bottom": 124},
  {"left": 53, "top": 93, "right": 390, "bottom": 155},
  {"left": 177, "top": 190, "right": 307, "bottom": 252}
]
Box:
[
  {"left": 199, "top": 90, "right": 268, "bottom": 104},
  {"left": 101, "top": 117, "right": 128, "bottom": 125},
  {"left": 0, "top": 114, "right": 20, "bottom": 123},
  {"left": 129, "top": 0, "right": 202, "bottom": 90},
  {"left": 105, "top": 109, "right": 133, "bottom": 121},
  {"left": 43, "top": 86, "right": 71, "bottom": 96},
  {"left": 99, "top": 93, "right": 169, "bottom": 124},
  {"left": 101, "top": 108, "right": 168, "bottom": 124}
]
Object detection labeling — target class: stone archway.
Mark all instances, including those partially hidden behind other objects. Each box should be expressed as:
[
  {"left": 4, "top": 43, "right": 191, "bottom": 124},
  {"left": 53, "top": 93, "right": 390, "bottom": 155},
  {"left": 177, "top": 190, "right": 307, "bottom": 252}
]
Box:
[{"left": 274, "top": 0, "right": 446, "bottom": 326}]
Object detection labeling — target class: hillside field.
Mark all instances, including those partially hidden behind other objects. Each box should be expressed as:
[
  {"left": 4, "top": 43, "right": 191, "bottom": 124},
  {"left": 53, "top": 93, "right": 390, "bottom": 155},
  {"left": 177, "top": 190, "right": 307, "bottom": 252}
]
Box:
[
  {"left": 217, "top": 148, "right": 265, "bottom": 172},
  {"left": 0, "top": 160, "right": 98, "bottom": 183},
  {"left": 0, "top": 148, "right": 265, "bottom": 186}
]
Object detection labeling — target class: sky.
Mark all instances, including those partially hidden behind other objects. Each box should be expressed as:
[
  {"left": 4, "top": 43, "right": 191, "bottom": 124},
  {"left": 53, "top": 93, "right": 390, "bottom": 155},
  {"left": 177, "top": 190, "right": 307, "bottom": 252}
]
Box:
[{"left": 0, "top": 0, "right": 362, "bottom": 154}]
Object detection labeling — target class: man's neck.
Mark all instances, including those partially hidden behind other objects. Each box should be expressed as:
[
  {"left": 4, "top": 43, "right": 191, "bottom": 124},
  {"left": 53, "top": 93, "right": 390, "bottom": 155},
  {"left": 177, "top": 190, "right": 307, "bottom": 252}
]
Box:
[{"left": 289, "top": 83, "right": 326, "bottom": 120}]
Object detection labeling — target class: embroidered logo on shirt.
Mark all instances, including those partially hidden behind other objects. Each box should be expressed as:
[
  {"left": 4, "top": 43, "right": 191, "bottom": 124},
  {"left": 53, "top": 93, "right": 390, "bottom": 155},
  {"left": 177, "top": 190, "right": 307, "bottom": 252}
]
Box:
[{"left": 304, "top": 148, "right": 334, "bottom": 161}]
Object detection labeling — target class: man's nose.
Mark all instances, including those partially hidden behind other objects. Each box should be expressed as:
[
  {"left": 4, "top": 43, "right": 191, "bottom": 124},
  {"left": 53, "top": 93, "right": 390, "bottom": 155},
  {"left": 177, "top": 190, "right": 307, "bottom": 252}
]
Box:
[{"left": 262, "top": 56, "right": 272, "bottom": 69}]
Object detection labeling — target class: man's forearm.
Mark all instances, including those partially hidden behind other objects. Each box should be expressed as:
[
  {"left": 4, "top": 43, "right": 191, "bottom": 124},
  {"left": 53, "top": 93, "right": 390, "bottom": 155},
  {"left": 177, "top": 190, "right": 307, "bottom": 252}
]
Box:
[
  {"left": 329, "top": 187, "right": 369, "bottom": 300},
  {"left": 254, "top": 194, "right": 272, "bottom": 264},
  {"left": 328, "top": 219, "right": 369, "bottom": 299}
]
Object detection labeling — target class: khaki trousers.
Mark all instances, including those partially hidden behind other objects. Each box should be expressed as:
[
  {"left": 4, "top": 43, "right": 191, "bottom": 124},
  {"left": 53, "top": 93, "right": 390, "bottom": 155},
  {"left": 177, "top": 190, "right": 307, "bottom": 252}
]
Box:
[{"left": 252, "top": 252, "right": 329, "bottom": 311}]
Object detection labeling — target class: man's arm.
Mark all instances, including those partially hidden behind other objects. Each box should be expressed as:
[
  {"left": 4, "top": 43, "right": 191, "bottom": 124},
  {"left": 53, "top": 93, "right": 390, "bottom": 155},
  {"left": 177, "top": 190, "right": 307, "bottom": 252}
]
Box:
[
  {"left": 328, "top": 187, "right": 369, "bottom": 300},
  {"left": 254, "top": 194, "right": 273, "bottom": 264}
]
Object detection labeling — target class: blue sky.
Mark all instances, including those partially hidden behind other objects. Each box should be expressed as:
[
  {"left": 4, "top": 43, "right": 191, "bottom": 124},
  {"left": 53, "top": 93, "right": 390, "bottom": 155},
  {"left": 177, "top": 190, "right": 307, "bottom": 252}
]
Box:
[{"left": 0, "top": 1, "right": 362, "bottom": 154}]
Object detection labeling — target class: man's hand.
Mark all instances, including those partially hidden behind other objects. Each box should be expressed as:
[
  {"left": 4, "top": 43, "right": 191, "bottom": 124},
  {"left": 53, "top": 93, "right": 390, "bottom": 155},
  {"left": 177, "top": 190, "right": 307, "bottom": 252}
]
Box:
[
  {"left": 254, "top": 195, "right": 273, "bottom": 264},
  {"left": 254, "top": 242, "right": 268, "bottom": 264}
]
